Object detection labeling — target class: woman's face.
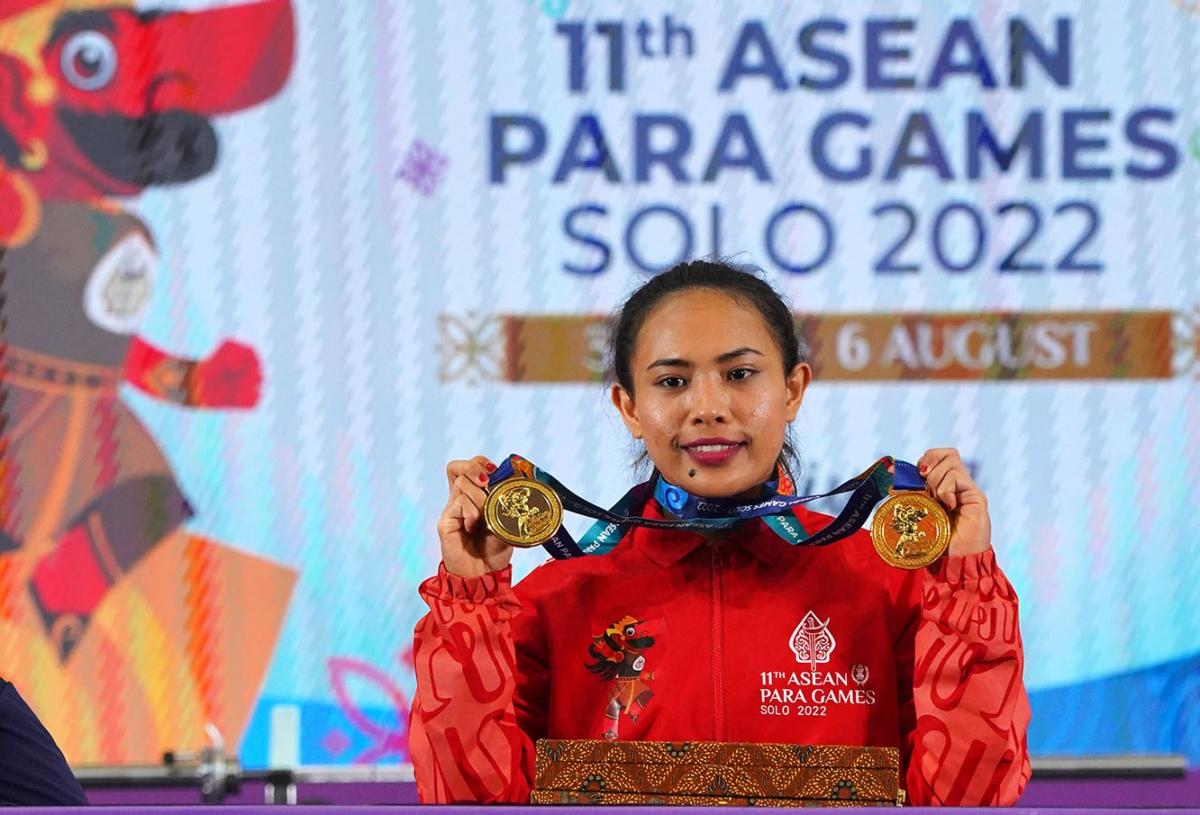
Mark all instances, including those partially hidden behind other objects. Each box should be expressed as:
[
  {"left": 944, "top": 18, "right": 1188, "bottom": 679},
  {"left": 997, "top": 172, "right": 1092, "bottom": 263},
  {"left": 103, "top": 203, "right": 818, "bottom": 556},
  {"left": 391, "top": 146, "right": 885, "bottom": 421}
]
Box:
[{"left": 611, "top": 288, "right": 810, "bottom": 499}]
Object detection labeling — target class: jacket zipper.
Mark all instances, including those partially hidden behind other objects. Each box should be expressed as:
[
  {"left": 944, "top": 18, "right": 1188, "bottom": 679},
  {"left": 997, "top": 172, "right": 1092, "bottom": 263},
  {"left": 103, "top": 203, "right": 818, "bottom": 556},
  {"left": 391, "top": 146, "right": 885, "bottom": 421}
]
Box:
[{"left": 710, "top": 544, "right": 726, "bottom": 740}]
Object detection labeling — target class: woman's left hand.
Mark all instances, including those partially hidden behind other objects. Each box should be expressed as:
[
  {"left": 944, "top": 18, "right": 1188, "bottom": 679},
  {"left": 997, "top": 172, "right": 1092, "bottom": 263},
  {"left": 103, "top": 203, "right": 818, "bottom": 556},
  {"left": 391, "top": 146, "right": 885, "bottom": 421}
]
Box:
[{"left": 917, "top": 448, "right": 991, "bottom": 557}]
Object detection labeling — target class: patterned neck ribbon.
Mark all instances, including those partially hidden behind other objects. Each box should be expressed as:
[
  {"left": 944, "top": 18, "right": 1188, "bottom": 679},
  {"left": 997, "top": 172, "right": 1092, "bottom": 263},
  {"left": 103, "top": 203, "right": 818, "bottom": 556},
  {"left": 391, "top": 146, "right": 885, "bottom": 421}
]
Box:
[{"left": 487, "top": 454, "right": 928, "bottom": 560}]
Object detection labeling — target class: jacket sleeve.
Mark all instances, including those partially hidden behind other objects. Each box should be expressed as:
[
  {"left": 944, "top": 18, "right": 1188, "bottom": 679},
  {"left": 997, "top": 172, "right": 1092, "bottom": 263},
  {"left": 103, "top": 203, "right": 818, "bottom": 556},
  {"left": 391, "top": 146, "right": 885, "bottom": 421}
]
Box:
[
  {"left": 408, "top": 563, "right": 547, "bottom": 803},
  {"left": 896, "top": 548, "right": 1032, "bottom": 806}
]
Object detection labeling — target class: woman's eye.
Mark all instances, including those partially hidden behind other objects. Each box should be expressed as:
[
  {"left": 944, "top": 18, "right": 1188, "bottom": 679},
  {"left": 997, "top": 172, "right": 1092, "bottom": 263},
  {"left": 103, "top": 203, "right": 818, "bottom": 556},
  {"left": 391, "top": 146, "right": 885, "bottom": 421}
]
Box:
[
  {"left": 728, "top": 367, "right": 757, "bottom": 381},
  {"left": 657, "top": 376, "right": 686, "bottom": 388}
]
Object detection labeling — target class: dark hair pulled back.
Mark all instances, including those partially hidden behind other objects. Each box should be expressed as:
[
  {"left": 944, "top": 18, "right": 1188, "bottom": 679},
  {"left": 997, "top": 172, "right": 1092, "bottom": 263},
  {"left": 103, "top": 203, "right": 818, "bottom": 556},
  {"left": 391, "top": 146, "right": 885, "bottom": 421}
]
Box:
[{"left": 608, "top": 258, "right": 807, "bottom": 477}]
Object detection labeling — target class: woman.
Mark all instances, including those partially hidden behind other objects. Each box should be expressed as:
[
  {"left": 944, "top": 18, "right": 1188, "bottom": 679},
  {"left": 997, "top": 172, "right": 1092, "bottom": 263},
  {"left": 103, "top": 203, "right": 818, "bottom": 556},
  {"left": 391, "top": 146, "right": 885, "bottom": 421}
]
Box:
[{"left": 409, "top": 260, "right": 1030, "bottom": 805}]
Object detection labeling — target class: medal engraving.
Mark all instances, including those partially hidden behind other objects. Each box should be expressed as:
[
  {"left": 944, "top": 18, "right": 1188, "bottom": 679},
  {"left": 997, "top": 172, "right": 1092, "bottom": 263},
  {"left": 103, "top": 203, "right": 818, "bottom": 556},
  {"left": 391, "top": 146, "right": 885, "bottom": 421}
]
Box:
[
  {"left": 485, "top": 478, "right": 564, "bottom": 548},
  {"left": 870, "top": 492, "right": 951, "bottom": 569}
]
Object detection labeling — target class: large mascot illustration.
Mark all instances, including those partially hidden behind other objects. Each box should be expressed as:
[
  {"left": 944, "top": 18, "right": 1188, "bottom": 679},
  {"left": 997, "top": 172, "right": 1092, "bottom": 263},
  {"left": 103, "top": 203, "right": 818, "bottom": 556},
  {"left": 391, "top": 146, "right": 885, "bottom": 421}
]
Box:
[{"left": 0, "top": 0, "right": 296, "bottom": 763}]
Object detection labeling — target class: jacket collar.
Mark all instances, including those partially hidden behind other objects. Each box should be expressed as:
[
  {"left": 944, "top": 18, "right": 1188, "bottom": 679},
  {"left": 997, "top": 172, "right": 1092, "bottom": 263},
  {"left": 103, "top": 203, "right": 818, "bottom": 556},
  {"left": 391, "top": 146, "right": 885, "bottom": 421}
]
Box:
[{"left": 630, "top": 493, "right": 801, "bottom": 568}]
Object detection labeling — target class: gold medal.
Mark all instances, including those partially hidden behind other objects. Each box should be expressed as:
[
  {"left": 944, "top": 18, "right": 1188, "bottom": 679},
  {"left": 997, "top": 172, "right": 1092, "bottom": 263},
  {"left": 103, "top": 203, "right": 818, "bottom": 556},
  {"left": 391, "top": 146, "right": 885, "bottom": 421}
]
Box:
[
  {"left": 870, "top": 491, "right": 951, "bottom": 570},
  {"left": 484, "top": 477, "right": 564, "bottom": 548}
]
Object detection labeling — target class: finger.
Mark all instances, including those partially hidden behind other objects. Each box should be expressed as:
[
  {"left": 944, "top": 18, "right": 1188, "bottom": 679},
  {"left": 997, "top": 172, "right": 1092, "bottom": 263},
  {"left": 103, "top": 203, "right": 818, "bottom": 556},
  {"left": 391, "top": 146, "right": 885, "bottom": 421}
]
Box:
[
  {"left": 917, "top": 447, "right": 958, "bottom": 476},
  {"left": 437, "top": 492, "right": 470, "bottom": 534},
  {"left": 446, "top": 459, "right": 469, "bottom": 490},
  {"left": 926, "top": 467, "right": 960, "bottom": 511},
  {"left": 471, "top": 456, "right": 497, "bottom": 482},
  {"left": 922, "top": 453, "right": 959, "bottom": 492},
  {"left": 922, "top": 451, "right": 963, "bottom": 488},
  {"left": 446, "top": 456, "right": 497, "bottom": 490},
  {"left": 441, "top": 492, "right": 483, "bottom": 533},
  {"left": 937, "top": 472, "right": 959, "bottom": 512},
  {"left": 454, "top": 474, "right": 489, "bottom": 511},
  {"left": 457, "top": 493, "right": 483, "bottom": 533}
]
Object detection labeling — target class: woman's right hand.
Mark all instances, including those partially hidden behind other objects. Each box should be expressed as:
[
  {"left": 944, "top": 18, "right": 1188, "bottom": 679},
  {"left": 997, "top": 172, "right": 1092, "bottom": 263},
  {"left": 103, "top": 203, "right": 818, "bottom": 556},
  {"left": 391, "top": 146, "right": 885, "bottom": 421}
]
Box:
[{"left": 437, "top": 456, "right": 513, "bottom": 578}]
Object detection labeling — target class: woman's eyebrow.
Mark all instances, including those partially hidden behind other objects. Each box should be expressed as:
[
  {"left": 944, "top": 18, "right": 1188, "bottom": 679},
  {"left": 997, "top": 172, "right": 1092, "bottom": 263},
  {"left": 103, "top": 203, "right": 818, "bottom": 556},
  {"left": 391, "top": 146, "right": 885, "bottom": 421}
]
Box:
[
  {"left": 647, "top": 357, "right": 691, "bottom": 370},
  {"left": 716, "top": 346, "right": 763, "bottom": 363},
  {"left": 646, "top": 347, "right": 763, "bottom": 370}
]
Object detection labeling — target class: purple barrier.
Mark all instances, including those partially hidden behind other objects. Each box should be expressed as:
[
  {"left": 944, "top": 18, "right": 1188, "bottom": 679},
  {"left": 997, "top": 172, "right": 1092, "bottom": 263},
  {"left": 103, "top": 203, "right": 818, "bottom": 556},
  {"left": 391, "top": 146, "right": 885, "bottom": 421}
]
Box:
[
  {"left": 84, "top": 780, "right": 418, "bottom": 807},
  {"left": 1017, "top": 769, "right": 1200, "bottom": 808},
  {"left": 16, "top": 809, "right": 1200, "bottom": 815},
  {"left": 83, "top": 773, "right": 1200, "bottom": 809}
]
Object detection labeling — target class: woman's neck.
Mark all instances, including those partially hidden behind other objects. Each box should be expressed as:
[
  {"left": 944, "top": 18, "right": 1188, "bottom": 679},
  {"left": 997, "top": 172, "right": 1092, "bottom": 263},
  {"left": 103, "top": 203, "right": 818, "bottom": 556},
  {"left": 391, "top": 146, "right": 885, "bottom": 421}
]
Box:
[{"left": 656, "top": 472, "right": 775, "bottom": 543}]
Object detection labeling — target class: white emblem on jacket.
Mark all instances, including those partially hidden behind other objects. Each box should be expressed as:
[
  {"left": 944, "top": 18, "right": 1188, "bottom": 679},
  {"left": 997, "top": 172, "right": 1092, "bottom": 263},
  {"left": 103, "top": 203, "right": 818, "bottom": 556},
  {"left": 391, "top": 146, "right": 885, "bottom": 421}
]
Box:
[{"left": 789, "top": 610, "right": 836, "bottom": 671}]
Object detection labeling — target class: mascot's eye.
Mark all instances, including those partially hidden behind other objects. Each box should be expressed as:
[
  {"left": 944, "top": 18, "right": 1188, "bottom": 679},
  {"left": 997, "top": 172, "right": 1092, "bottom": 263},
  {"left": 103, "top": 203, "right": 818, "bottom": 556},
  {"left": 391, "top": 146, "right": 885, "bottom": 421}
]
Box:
[
  {"left": 61, "top": 30, "right": 118, "bottom": 91},
  {"left": 624, "top": 625, "right": 636, "bottom": 637}
]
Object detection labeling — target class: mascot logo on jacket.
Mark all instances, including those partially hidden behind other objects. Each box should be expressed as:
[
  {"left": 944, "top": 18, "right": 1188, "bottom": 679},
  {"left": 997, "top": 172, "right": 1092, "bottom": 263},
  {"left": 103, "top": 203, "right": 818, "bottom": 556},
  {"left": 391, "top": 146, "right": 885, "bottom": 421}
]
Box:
[
  {"left": 0, "top": 0, "right": 296, "bottom": 764},
  {"left": 586, "top": 614, "right": 658, "bottom": 740}
]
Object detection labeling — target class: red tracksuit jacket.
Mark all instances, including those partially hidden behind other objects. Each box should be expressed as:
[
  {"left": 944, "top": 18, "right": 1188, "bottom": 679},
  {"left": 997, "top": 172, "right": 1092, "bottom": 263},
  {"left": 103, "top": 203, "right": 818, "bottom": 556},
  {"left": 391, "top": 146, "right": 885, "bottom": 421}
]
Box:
[{"left": 409, "top": 499, "right": 1031, "bottom": 805}]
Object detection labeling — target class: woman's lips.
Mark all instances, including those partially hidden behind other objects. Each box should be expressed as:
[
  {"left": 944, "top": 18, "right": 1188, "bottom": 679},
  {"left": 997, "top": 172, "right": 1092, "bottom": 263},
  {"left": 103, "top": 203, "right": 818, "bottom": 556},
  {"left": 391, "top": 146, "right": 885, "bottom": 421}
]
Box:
[{"left": 683, "top": 441, "right": 745, "bottom": 465}]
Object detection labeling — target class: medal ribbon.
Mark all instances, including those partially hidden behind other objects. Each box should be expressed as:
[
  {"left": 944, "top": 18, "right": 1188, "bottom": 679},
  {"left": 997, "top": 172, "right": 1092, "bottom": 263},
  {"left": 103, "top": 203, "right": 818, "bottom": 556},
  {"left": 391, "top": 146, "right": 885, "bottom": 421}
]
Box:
[{"left": 488, "top": 454, "right": 929, "bottom": 560}]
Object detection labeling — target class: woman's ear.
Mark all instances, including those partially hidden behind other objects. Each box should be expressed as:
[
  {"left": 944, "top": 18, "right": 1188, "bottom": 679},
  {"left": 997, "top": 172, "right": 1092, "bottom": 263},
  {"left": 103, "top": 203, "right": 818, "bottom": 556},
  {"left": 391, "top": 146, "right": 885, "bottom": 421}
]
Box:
[
  {"left": 784, "top": 362, "right": 811, "bottom": 421},
  {"left": 610, "top": 384, "right": 643, "bottom": 440}
]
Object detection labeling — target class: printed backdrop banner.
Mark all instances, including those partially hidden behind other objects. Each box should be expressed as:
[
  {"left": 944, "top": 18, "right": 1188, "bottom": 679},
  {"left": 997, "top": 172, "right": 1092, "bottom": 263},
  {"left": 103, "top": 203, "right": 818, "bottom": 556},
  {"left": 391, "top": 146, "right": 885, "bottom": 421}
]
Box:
[{"left": 0, "top": 0, "right": 1197, "bottom": 768}]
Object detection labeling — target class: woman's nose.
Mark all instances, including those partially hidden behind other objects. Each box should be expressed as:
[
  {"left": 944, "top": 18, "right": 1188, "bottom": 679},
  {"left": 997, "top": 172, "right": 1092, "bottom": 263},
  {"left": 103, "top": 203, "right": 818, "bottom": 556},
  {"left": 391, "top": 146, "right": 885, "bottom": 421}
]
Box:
[{"left": 686, "top": 375, "right": 730, "bottom": 424}]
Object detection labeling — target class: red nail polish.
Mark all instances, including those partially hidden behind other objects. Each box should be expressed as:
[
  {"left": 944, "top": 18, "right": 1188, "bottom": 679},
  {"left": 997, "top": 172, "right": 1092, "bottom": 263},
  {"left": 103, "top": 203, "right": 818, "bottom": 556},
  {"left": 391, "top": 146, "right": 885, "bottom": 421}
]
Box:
[
  {"left": 478, "top": 473, "right": 488, "bottom": 483},
  {"left": 485, "top": 463, "right": 496, "bottom": 472}
]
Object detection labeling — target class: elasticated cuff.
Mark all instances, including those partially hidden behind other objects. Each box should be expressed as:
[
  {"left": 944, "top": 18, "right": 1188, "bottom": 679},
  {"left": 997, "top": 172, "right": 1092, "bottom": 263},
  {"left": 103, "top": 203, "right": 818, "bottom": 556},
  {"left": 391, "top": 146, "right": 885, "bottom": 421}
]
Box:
[
  {"left": 436, "top": 562, "right": 513, "bottom": 603},
  {"left": 929, "top": 547, "right": 997, "bottom": 589}
]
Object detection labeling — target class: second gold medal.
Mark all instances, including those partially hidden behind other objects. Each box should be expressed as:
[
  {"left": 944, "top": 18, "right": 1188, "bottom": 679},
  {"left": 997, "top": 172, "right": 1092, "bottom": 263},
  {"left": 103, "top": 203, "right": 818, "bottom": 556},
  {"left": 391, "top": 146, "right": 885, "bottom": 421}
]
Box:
[{"left": 870, "top": 492, "right": 951, "bottom": 570}]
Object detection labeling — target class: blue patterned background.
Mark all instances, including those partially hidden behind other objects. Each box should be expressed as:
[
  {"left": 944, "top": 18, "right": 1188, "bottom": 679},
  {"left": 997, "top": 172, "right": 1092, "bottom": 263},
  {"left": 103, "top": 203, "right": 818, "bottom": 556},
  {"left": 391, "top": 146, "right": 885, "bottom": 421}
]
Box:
[{"left": 116, "top": 0, "right": 1200, "bottom": 766}]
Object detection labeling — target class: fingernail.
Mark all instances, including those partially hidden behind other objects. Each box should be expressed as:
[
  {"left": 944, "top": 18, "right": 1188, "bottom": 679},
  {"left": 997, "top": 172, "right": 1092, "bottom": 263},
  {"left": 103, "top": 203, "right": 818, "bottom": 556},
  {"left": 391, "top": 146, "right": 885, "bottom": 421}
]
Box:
[
  {"left": 478, "top": 473, "right": 488, "bottom": 483},
  {"left": 918, "top": 464, "right": 927, "bottom": 473},
  {"left": 485, "top": 463, "right": 496, "bottom": 472}
]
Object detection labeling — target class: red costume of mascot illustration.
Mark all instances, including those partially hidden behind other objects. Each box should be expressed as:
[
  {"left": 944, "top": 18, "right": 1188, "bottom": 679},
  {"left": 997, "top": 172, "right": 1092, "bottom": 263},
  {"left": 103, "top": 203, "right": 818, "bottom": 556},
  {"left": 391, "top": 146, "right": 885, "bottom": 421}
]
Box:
[
  {"left": 0, "top": 0, "right": 296, "bottom": 763},
  {"left": 587, "top": 615, "right": 657, "bottom": 741}
]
